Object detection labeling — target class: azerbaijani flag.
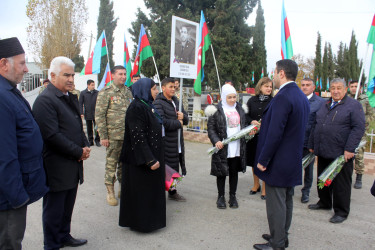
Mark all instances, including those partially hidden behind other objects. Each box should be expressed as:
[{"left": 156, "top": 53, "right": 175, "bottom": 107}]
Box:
[
  {"left": 366, "top": 14, "right": 375, "bottom": 107},
  {"left": 261, "top": 68, "right": 264, "bottom": 78},
  {"left": 316, "top": 76, "right": 319, "bottom": 89},
  {"left": 251, "top": 71, "right": 255, "bottom": 82},
  {"left": 124, "top": 34, "right": 132, "bottom": 86},
  {"left": 193, "top": 10, "right": 212, "bottom": 95},
  {"left": 320, "top": 77, "right": 322, "bottom": 90},
  {"left": 327, "top": 77, "right": 330, "bottom": 89},
  {"left": 281, "top": 0, "right": 293, "bottom": 59},
  {"left": 131, "top": 24, "right": 153, "bottom": 79},
  {"left": 81, "top": 31, "right": 107, "bottom": 75},
  {"left": 97, "top": 63, "right": 112, "bottom": 91}
]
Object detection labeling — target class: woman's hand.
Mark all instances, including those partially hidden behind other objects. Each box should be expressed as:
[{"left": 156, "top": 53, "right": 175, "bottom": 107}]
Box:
[
  {"left": 251, "top": 120, "right": 260, "bottom": 126},
  {"left": 150, "top": 161, "right": 160, "bottom": 170},
  {"left": 215, "top": 141, "right": 224, "bottom": 150}
]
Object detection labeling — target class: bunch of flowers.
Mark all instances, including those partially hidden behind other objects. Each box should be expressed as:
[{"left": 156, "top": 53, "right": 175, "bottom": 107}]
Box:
[
  {"left": 165, "top": 164, "right": 183, "bottom": 191},
  {"left": 207, "top": 123, "right": 260, "bottom": 156},
  {"left": 317, "top": 140, "right": 367, "bottom": 189},
  {"left": 302, "top": 152, "right": 315, "bottom": 169}
]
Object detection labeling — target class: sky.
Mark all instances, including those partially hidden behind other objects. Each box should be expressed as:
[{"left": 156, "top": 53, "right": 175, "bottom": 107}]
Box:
[{"left": 1, "top": 0, "right": 375, "bottom": 80}]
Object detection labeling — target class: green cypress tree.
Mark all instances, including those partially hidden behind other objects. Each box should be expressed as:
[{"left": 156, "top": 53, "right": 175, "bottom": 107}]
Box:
[
  {"left": 97, "top": 0, "right": 118, "bottom": 80},
  {"left": 313, "top": 32, "right": 322, "bottom": 88},
  {"left": 348, "top": 31, "right": 360, "bottom": 80},
  {"left": 252, "top": 0, "right": 267, "bottom": 84},
  {"left": 327, "top": 43, "right": 335, "bottom": 82},
  {"left": 322, "top": 42, "right": 328, "bottom": 90}
]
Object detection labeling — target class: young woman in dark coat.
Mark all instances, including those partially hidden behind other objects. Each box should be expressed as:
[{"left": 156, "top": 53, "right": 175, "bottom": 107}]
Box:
[
  {"left": 206, "top": 84, "right": 248, "bottom": 209},
  {"left": 246, "top": 77, "right": 273, "bottom": 200},
  {"left": 119, "top": 78, "right": 166, "bottom": 233}
]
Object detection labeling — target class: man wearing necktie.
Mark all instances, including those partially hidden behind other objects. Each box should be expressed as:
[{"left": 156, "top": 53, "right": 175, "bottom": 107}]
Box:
[{"left": 308, "top": 78, "right": 365, "bottom": 224}]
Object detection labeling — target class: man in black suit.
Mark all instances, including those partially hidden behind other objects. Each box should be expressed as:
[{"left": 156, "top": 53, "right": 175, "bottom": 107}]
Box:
[
  {"left": 174, "top": 26, "right": 195, "bottom": 64},
  {"left": 79, "top": 79, "right": 100, "bottom": 146},
  {"left": 33, "top": 56, "right": 91, "bottom": 249}
]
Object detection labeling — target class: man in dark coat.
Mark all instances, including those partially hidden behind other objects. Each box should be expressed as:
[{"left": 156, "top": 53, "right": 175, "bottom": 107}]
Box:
[
  {"left": 154, "top": 78, "right": 189, "bottom": 201},
  {"left": 0, "top": 37, "right": 48, "bottom": 250},
  {"left": 300, "top": 78, "right": 325, "bottom": 203},
  {"left": 308, "top": 78, "right": 365, "bottom": 224},
  {"left": 79, "top": 79, "right": 100, "bottom": 146},
  {"left": 253, "top": 59, "right": 309, "bottom": 250},
  {"left": 174, "top": 26, "right": 195, "bottom": 64},
  {"left": 33, "top": 56, "right": 91, "bottom": 249}
]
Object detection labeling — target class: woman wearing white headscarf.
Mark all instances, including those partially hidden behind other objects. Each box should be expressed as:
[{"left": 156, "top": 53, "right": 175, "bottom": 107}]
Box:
[{"left": 205, "top": 84, "right": 248, "bottom": 209}]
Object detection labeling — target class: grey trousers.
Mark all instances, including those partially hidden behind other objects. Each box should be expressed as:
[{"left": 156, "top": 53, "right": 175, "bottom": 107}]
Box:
[
  {"left": 265, "top": 183, "right": 294, "bottom": 248},
  {"left": 0, "top": 206, "right": 27, "bottom": 250}
]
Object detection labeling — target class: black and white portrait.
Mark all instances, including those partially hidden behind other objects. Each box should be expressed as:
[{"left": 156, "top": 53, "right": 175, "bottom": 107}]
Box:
[{"left": 174, "top": 20, "right": 196, "bottom": 64}]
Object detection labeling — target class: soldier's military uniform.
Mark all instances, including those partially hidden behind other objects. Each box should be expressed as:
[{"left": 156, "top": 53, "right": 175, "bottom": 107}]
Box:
[
  {"left": 349, "top": 93, "right": 375, "bottom": 188},
  {"left": 95, "top": 83, "right": 132, "bottom": 189},
  {"left": 39, "top": 86, "right": 46, "bottom": 95},
  {"left": 175, "top": 89, "right": 189, "bottom": 112},
  {"left": 174, "top": 40, "right": 195, "bottom": 64},
  {"left": 70, "top": 89, "right": 81, "bottom": 100}
]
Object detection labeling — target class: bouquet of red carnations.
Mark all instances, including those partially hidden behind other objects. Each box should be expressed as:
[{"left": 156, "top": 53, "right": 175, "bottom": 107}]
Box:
[{"left": 317, "top": 140, "right": 367, "bottom": 189}]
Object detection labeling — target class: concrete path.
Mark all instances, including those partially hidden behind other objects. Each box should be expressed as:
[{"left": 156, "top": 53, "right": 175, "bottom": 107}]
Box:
[{"left": 22, "top": 141, "right": 375, "bottom": 249}]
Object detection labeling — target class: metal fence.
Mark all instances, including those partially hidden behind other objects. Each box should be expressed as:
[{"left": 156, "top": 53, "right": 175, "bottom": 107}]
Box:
[
  {"left": 366, "top": 130, "right": 375, "bottom": 155},
  {"left": 187, "top": 115, "right": 208, "bottom": 133}
]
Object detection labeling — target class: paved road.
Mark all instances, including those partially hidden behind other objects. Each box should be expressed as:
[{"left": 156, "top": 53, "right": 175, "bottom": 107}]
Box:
[{"left": 23, "top": 141, "right": 375, "bottom": 249}]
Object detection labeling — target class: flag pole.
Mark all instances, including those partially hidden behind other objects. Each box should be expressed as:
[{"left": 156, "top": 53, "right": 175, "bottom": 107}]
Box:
[
  {"left": 177, "top": 78, "right": 183, "bottom": 161},
  {"left": 152, "top": 56, "right": 161, "bottom": 91},
  {"left": 103, "top": 30, "right": 112, "bottom": 84},
  {"left": 210, "top": 44, "right": 222, "bottom": 95},
  {"left": 355, "top": 43, "right": 370, "bottom": 99}
]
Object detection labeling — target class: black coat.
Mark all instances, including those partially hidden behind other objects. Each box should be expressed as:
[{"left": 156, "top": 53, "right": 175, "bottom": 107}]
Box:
[
  {"left": 308, "top": 95, "right": 365, "bottom": 159},
  {"left": 79, "top": 88, "right": 99, "bottom": 120},
  {"left": 245, "top": 95, "right": 272, "bottom": 167},
  {"left": 153, "top": 93, "right": 188, "bottom": 174},
  {"left": 33, "top": 84, "right": 89, "bottom": 192},
  {"left": 207, "top": 102, "right": 247, "bottom": 176},
  {"left": 119, "top": 98, "right": 166, "bottom": 232}
]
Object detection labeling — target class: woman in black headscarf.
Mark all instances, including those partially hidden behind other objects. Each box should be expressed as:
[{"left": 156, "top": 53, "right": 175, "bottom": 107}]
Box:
[{"left": 119, "top": 78, "right": 166, "bottom": 232}]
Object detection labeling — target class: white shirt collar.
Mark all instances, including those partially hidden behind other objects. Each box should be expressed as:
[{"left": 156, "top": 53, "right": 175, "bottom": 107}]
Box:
[
  {"left": 278, "top": 81, "right": 294, "bottom": 90},
  {"left": 307, "top": 93, "right": 314, "bottom": 100}
]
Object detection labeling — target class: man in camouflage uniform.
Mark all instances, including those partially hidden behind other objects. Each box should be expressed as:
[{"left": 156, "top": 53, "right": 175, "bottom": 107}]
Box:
[
  {"left": 70, "top": 83, "right": 81, "bottom": 100},
  {"left": 38, "top": 79, "right": 50, "bottom": 95},
  {"left": 95, "top": 65, "right": 132, "bottom": 206},
  {"left": 348, "top": 80, "right": 375, "bottom": 189},
  {"left": 174, "top": 79, "right": 189, "bottom": 112}
]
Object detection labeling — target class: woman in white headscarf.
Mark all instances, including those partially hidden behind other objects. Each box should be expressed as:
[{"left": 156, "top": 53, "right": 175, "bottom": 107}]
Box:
[{"left": 205, "top": 84, "right": 248, "bottom": 209}]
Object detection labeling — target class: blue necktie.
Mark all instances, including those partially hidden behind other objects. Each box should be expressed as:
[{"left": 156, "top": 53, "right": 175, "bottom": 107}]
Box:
[{"left": 330, "top": 101, "right": 338, "bottom": 110}]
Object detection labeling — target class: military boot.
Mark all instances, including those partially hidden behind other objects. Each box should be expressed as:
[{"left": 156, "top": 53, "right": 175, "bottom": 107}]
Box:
[
  {"left": 118, "top": 183, "right": 121, "bottom": 198},
  {"left": 106, "top": 184, "right": 118, "bottom": 206},
  {"left": 354, "top": 174, "right": 362, "bottom": 189}
]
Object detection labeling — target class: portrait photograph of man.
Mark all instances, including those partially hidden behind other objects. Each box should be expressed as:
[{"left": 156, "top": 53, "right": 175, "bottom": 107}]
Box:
[{"left": 174, "top": 20, "right": 196, "bottom": 64}]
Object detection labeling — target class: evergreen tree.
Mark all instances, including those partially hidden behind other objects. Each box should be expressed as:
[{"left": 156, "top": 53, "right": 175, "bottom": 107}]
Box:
[
  {"left": 327, "top": 43, "right": 335, "bottom": 82},
  {"left": 335, "top": 42, "right": 346, "bottom": 78},
  {"left": 72, "top": 54, "right": 85, "bottom": 72},
  {"left": 97, "top": 0, "right": 118, "bottom": 79},
  {"left": 313, "top": 32, "right": 322, "bottom": 88},
  {"left": 129, "top": 0, "right": 258, "bottom": 89},
  {"left": 322, "top": 42, "right": 328, "bottom": 90},
  {"left": 348, "top": 31, "right": 360, "bottom": 80},
  {"left": 252, "top": 0, "right": 267, "bottom": 85}
]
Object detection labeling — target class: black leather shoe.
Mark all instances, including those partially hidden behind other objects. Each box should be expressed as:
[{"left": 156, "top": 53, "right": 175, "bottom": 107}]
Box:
[
  {"left": 261, "top": 195, "right": 266, "bottom": 200},
  {"left": 250, "top": 187, "right": 261, "bottom": 195},
  {"left": 308, "top": 203, "right": 331, "bottom": 210},
  {"left": 95, "top": 141, "right": 101, "bottom": 147},
  {"left": 89, "top": 142, "right": 94, "bottom": 146},
  {"left": 216, "top": 196, "right": 226, "bottom": 209},
  {"left": 262, "top": 234, "right": 289, "bottom": 248},
  {"left": 229, "top": 194, "right": 239, "bottom": 208},
  {"left": 62, "top": 237, "right": 87, "bottom": 247},
  {"left": 253, "top": 242, "right": 285, "bottom": 250},
  {"left": 329, "top": 215, "right": 346, "bottom": 224},
  {"left": 301, "top": 194, "right": 309, "bottom": 203}
]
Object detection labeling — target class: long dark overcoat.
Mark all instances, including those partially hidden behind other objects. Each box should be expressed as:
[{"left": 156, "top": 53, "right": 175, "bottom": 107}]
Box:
[
  {"left": 119, "top": 98, "right": 166, "bottom": 232},
  {"left": 254, "top": 82, "right": 309, "bottom": 187},
  {"left": 33, "top": 83, "right": 89, "bottom": 192}
]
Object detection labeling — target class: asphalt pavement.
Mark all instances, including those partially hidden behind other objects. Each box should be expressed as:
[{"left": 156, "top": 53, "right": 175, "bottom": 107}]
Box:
[{"left": 22, "top": 141, "right": 375, "bottom": 249}]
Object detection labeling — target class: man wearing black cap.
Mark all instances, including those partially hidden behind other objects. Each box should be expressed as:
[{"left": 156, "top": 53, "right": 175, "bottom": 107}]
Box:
[{"left": 0, "top": 37, "right": 49, "bottom": 250}]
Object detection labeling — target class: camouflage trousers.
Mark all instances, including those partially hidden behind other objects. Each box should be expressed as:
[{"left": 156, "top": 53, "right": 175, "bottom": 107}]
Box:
[
  {"left": 354, "top": 145, "right": 365, "bottom": 175},
  {"left": 105, "top": 140, "right": 123, "bottom": 185}
]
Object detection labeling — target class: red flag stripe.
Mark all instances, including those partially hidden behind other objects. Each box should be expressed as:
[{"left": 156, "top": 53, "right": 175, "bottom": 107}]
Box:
[
  {"left": 372, "top": 15, "right": 375, "bottom": 26},
  {"left": 284, "top": 17, "right": 290, "bottom": 41},
  {"left": 102, "top": 38, "right": 106, "bottom": 48},
  {"left": 140, "top": 34, "right": 151, "bottom": 50}
]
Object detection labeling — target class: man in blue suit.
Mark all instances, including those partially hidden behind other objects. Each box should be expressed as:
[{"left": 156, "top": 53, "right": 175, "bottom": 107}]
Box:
[
  {"left": 0, "top": 37, "right": 48, "bottom": 250},
  {"left": 300, "top": 78, "right": 325, "bottom": 203},
  {"left": 253, "top": 59, "right": 309, "bottom": 250}
]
